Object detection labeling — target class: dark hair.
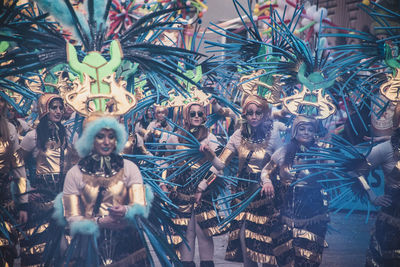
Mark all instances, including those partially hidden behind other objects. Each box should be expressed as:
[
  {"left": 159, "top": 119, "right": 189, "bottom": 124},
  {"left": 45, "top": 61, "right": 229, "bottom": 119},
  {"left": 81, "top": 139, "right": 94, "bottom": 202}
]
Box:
[
  {"left": 36, "top": 114, "right": 66, "bottom": 151},
  {"left": 283, "top": 138, "right": 317, "bottom": 168},
  {"left": 241, "top": 119, "right": 272, "bottom": 141}
]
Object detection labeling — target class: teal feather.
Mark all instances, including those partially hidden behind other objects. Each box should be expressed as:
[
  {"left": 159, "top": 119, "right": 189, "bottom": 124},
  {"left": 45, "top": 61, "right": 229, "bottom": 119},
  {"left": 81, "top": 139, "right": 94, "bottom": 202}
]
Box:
[
  {"left": 51, "top": 193, "right": 67, "bottom": 227},
  {"left": 125, "top": 185, "right": 154, "bottom": 220},
  {"left": 70, "top": 220, "right": 99, "bottom": 237}
]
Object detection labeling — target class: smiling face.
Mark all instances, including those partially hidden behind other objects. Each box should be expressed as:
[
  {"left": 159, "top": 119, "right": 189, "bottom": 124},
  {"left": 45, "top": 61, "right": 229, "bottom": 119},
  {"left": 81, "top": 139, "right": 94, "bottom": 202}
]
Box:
[
  {"left": 245, "top": 103, "right": 264, "bottom": 128},
  {"left": 295, "top": 123, "right": 316, "bottom": 145},
  {"left": 48, "top": 99, "right": 64, "bottom": 123},
  {"left": 189, "top": 104, "right": 204, "bottom": 127},
  {"left": 93, "top": 128, "right": 117, "bottom": 156}
]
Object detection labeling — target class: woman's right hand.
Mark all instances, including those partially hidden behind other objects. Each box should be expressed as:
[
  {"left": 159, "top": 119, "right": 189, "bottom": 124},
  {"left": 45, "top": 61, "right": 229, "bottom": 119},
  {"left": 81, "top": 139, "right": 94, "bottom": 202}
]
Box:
[
  {"left": 200, "top": 144, "right": 216, "bottom": 161},
  {"left": 260, "top": 182, "right": 275, "bottom": 198}
]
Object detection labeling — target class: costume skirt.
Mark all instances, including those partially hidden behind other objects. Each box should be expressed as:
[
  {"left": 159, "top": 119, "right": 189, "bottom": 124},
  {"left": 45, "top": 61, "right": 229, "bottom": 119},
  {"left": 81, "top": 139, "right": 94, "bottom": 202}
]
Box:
[
  {"left": 274, "top": 183, "right": 329, "bottom": 267},
  {"left": 366, "top": 187, "right": 400, "bottom": 267},
  {"left": 225, "top": 172, "right": 281, "bottom": 265}
]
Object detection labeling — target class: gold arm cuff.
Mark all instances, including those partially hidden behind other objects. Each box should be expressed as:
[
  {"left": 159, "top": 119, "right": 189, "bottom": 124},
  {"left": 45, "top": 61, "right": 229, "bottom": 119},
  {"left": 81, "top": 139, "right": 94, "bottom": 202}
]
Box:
[
  {"left": 128, "top": 184, "right": 146, "bottom": 206},
  {"left": 205, "top": 172, "right": 218, "bottom": 186},
  {"left": 63, "top": 194, "right": 83, "bottom": 218},
  {"left": 219, "top": 148, "right": 234, "bottom": 166},
  {"left": 12, "top": 149, "right": 25, "bottom": 168},
  {"left": 14, "top": 177, "right": 27, "bottom": 195}
]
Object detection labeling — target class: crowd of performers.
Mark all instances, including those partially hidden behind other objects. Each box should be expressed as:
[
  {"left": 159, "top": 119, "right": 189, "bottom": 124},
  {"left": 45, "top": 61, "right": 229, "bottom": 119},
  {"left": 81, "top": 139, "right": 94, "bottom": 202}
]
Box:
[{"left": 1, "top": 0, "right": 400, "bottom": 267}]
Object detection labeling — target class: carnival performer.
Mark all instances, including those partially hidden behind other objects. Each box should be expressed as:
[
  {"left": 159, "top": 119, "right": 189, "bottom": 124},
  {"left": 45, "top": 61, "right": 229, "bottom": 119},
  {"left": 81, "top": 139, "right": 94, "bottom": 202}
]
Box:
[
  {"left": 19, "top": 94, "right": 78, "bottom": 266},
  {"left": 163, "top": 102, "right": 224, "bottom": 267},
  {"left": 355, "top": 127, "right": 399, "bottom": 267},
  {"left": 261, "top": 116, "right": 329, "bottom": 267},
  {"left": 7, "top": 105, "right": 31, "bottom": 140},
  {"left": 123, "top": 129, "right": 152, "bottom": 158},
  {"left": 62, "top": 115, "right": 151, "bottom": 266},
  {"left": 135, "top": 108, "right": 153, "bottom": 137},
  {"left": 0, "top": 95, "right": 28, "bottom": 267},
  {"left": 145, "top": 105, "right": 173, "bottom": 144},
  {"left": 200, "top": 94, "right": 283, "bottom": 267}
]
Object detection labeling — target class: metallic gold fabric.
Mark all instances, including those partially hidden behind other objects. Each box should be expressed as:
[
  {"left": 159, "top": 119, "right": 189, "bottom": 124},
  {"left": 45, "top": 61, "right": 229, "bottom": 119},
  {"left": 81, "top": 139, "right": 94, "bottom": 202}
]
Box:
[
  {"left": 36, "top": 141, "right": 62, "bottom": 174},
  {"left": 63, "top": 194, "right": 82, "bottom": 218},
  {"left": 228, "top": 229, "right": 240, "bottom": 240},
  {"left": 36, "top": 142, "right": 77, "bottom": 175},
  {"left": 128, "top": 184, "right": 146, "bottom": 206},
  {"left": 167, "top": 235, "right": 183, "bottom": 245},
  {"left": 218, "top": 148, "right": 234, "bottom": 167},
  {"left": 292, "top": 228, "right": 325, "bottom": 247},
  {"left": 14, "top": 177, "right": 27, "bottom": 196},
  {"left": 80, "top": 169, "right": 127, "bottom": 217},
  {"left": 25, "top": 223, "right": 49, "bottom": 236},
  {"left": 171, "top": 217, "right": 190, "bottom": 226},
  {"left": 0, "top": 139, "right": 12, "bottom": 173},
  {"left": 237, "top": 137, "right": 271, "bottom": 174},
  {"left": 12, "top": 149, "right": 24, "bottom": 168},
  {"left": 247, "top": 247, "right": 277, "bottom": 265},
  {"left": 232, "top": 212, "right": 271, "bottom": 224},
  {"left": 195, "top": 209, "right": 218, "bottom": 222},
  {"left": 294, "top": 247, "right": 322, "bottom": 263},
  {"left": 161, "top": 170, "right": 167, "bottom": 180},
  {"left": 0, "top": 238, "right": 10, "bottom": 246},
  {"left": 245, "top": 229, "right": 273, "bottom": 243},
  {"left": 21, "top": 243, "right": 46, "bottom": 255}
]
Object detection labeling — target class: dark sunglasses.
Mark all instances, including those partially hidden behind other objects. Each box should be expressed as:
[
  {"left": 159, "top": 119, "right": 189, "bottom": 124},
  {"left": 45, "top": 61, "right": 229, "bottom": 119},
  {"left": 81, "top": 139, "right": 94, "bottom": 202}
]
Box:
[
  {"left": 189, "top": 111, "right": 204, "bottom": 118},
  {"left": 245, "top": 110, "right": 262, "bottom": 116}
]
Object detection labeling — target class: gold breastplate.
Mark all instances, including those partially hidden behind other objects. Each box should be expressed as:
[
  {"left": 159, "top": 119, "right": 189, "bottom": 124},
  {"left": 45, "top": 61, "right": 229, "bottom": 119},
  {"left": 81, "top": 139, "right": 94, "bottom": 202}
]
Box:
[
  {"left": 80, "top": 169, "right": 128, "bottom": 217},
  {"left": 238, "top": 138, "right": 271, "bottom": 174},
  {"left": 36, "top": 140, "right": 78, "bottom": 175}
]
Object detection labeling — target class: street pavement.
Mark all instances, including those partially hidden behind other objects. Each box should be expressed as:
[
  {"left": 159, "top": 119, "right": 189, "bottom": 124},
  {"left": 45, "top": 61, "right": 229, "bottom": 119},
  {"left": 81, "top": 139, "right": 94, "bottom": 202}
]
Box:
[
  {"left": 193, "top": 212, "right": 374, "bottom": 267},
  {"left": 13, "top": 211, "right": 374, "bottom": 266}
]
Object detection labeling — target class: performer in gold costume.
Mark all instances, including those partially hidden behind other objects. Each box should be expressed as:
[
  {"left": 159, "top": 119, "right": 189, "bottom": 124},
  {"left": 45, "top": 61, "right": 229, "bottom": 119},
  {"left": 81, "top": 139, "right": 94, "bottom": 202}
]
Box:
[
  {"left": 199, "top": 95, "right": 282, "bottom": 267},
  {"left": 163, "top": 102, "right": 224, "bottom": 267},
  {"left": 261, "top": 116, "right": 329, "bottom": 267},
  {"left": 19, "top": 94, "right": 78, "bottom": 266},
  {"left": 0, "top": 95, "right": 28, "bottom": 267},
  {"left": 62, "top": 116, "right": 151, "bottom": 266}
]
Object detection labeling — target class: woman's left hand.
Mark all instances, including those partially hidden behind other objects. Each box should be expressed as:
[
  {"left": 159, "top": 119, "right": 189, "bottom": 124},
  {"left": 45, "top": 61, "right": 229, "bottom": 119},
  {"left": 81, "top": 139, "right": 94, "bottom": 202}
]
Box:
[
  {"left": 108, "top": 205, "right": 127, "bottom": 219},
  {"left": 260, "top": 182, "right": 275, "bottom": 198}
]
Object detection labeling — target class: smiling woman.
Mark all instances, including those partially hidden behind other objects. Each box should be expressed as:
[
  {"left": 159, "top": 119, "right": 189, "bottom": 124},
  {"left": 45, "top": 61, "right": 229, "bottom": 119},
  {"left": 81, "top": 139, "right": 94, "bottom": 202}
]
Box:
[
  {"left": 62, "top": 116, "right": 152, "bottom": 265},
  {"left": 93, "top": 129, "right": 117, "bottom": 156},
  {"left": 19, "top": 93, "right": 79, "bottom": 266},
  {"left": 261, "top": 116, "right": 329, "bottom": 267}
]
